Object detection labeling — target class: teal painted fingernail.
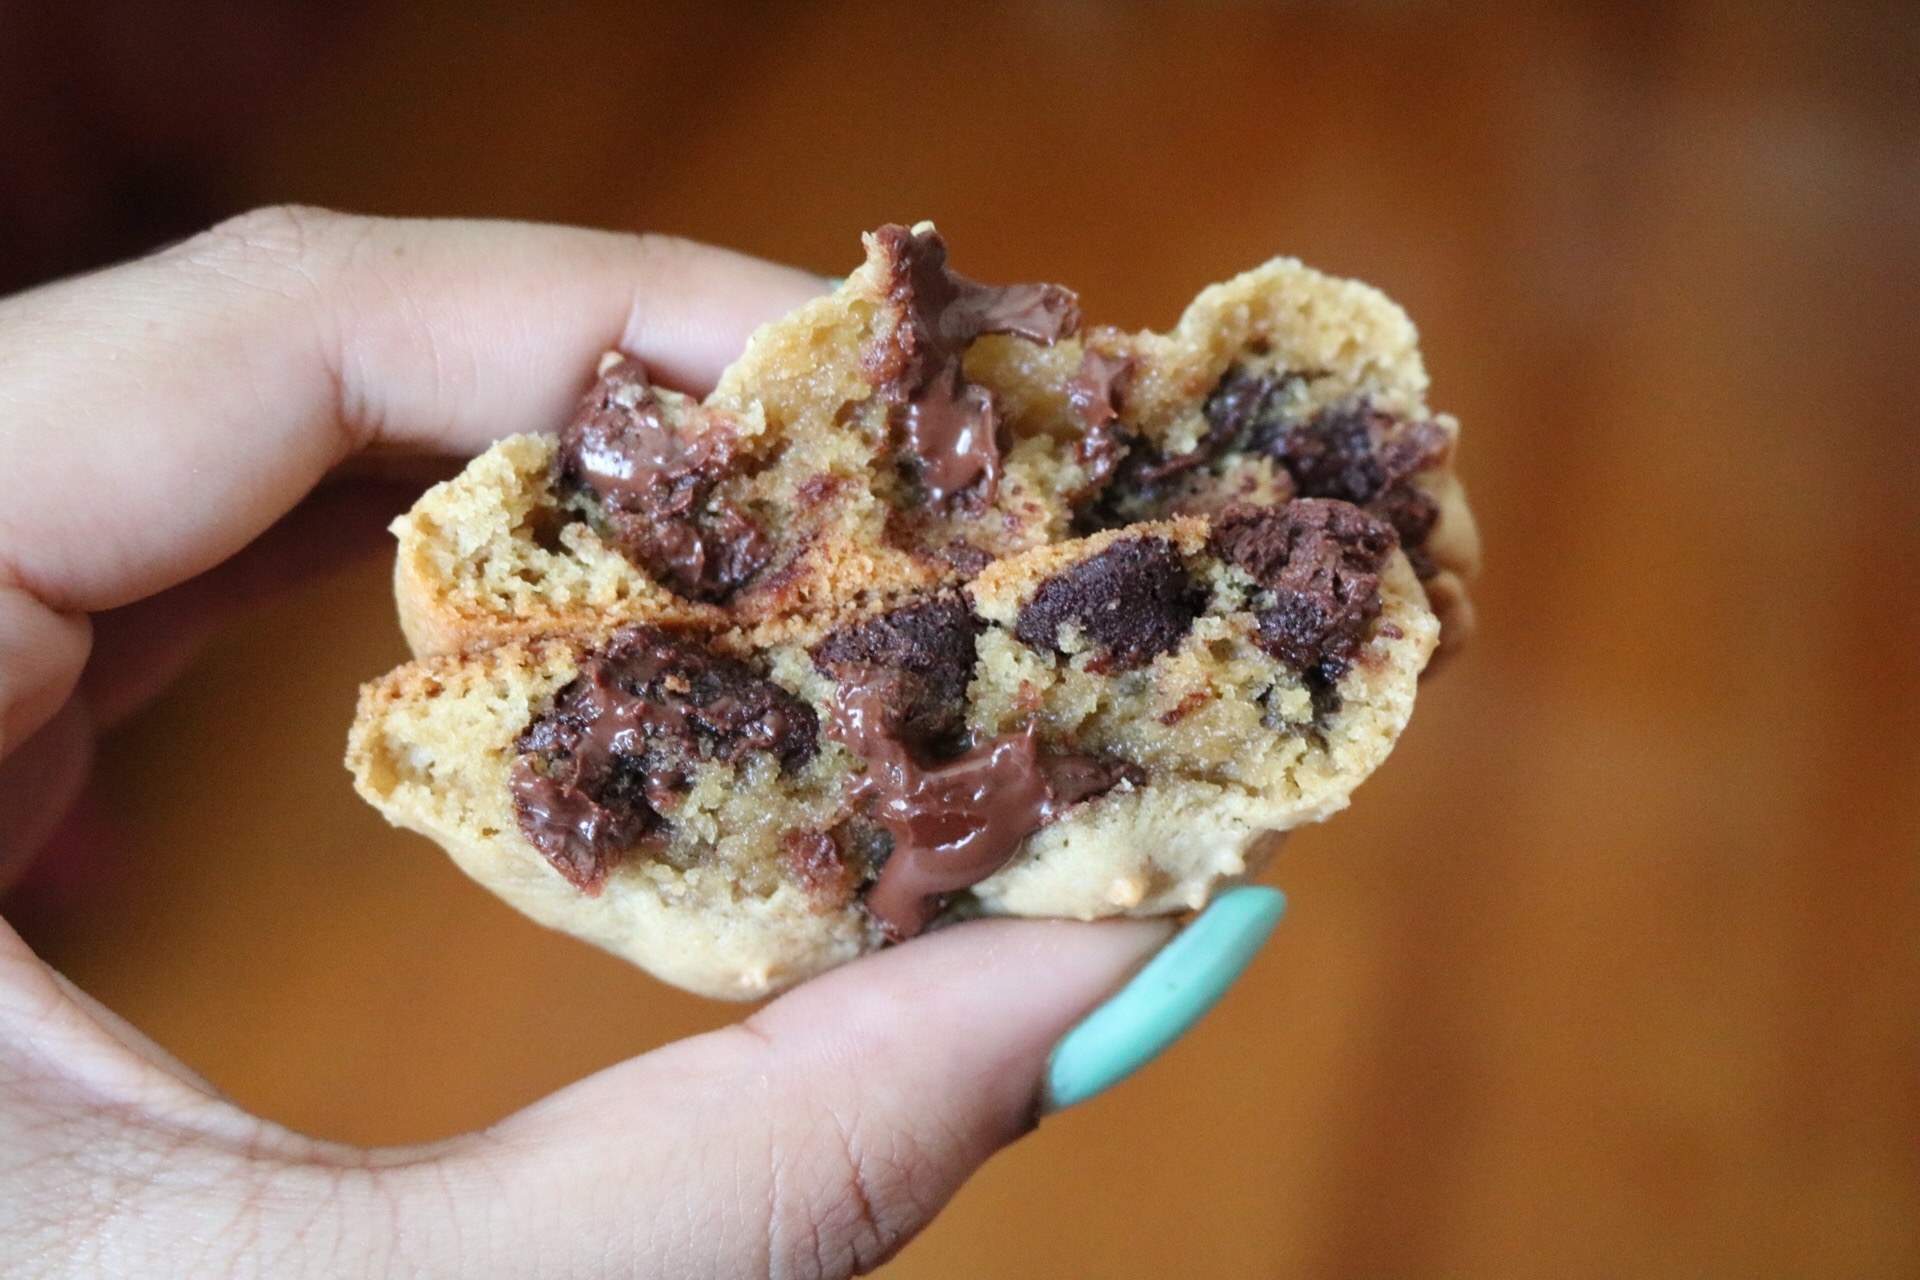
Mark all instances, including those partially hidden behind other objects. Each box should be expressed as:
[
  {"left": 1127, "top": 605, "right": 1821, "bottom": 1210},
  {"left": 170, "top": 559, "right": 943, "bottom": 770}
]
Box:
[{"left": 1045, "top": 886, "right": 1285, "bottom": 1112}]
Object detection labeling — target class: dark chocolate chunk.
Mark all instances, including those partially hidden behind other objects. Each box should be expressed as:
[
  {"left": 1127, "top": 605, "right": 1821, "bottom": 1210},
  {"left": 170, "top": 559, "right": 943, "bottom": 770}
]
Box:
[
  {"left": 866, "top": 224, "right": 1080, "bottom": 507},
  {"left": 1365, "top": 478, "right": 1442, "bottom": 576},
  {"left": 813, "top": 595, "right": 984, "bottom": 757},
  {"left": 1141, "top": 365, "right": 1297, "bottom": 486},
  {"left": 1266, "top": 400, "right": 1449, "bottom": 572},
  {"left": 1211, "top": 499, "right": 1398, "bottom": 682},
  {"left": 1268, "top": 398, "right": 1387, "bottom": 504},
  {"left": 511, "top": 627, "right": 818, "bottom": 892},
  {"left": 823, "top": 671, "right": 1135, "bottom": 940},
  {"left": 1015, "top": 536, "right": 1204, "bottom": 672},
  {"left": 555, "top": 359, "right": 770, "bottom": 601},
  {"left": 1200, "top": 364, "right": 1290, "bottom": 461},
  {"left": 936, "top": 541, "right": 994, "bottom": 576}
]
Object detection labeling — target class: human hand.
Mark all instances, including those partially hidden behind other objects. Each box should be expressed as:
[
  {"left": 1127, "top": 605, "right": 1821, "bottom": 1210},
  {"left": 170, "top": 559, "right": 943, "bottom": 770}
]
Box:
[{"left": 0, "top": 208, "right": 1282, "bottom": 1278}]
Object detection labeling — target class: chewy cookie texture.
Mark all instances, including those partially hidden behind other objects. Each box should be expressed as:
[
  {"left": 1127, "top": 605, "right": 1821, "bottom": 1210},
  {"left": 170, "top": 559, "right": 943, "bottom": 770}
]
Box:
[{"left": 348, "top": 223, "right": 1480, "bottom": 999}]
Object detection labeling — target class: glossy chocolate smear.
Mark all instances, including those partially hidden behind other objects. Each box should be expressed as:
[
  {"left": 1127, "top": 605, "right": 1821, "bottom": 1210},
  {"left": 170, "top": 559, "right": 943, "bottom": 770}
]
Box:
[
  {"left": 511, "top": 627, "right": 818, "bottom": 892},
  {"left": 1015, "top": 536, "right": 1204, "bottom": 672},
  {"left": 868, "top": 223, "right": 1080, "bottom": 507},
  {"left": 826, "top": 675, "right": 1135, "bottom": 940},
  {"left": 1210, "top": 499, "right": 1398, "bottom": 682},
  {"left": 1067, "top": 348, "right": 1134, "bottom": 501},
  {"left": 556, "top": 358, "right": 770, "bottom": 601}
]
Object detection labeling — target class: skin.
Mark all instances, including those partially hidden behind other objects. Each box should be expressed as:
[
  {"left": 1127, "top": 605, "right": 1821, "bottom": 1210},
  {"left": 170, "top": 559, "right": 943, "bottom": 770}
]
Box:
[{"left": 0, "top": 208, "right": 1171, "bottom": 1279}]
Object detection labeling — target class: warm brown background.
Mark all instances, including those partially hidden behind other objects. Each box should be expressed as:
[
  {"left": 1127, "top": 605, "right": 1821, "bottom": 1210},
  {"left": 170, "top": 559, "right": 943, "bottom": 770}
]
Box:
[{"left": 7, "top": 2, "right": 1918, "bottom": 1276}]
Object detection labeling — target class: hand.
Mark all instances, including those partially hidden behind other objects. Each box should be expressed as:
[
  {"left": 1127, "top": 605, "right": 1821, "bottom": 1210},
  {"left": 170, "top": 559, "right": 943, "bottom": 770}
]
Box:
[{"left": 0, "top": 208, "right": 1281, "bottom": 1278}]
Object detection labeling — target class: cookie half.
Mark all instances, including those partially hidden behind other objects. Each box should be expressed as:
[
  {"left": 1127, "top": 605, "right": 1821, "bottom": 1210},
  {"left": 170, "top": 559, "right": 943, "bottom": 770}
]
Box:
[{"left": 390, "top": 223, "right": 1477, "bottom": 655}]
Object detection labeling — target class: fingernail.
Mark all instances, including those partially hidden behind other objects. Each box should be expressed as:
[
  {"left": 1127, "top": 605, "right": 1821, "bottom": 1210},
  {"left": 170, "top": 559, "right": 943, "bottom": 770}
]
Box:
[{"left": 1044, "top": 885, "right": 1285, "bottom": 1112}]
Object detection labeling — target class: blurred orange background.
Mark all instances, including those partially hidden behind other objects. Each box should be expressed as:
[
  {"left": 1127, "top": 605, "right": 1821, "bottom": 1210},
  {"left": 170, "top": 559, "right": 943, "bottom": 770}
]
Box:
[{"left": 5, "top": 2, "right": 1917, "bottom": 1275}]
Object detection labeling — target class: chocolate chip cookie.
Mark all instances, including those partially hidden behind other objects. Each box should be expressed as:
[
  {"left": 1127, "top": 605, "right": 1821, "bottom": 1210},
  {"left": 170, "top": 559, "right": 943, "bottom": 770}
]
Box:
[{"left": 347, "top": 223, "right": 1478, "bottom": 998}]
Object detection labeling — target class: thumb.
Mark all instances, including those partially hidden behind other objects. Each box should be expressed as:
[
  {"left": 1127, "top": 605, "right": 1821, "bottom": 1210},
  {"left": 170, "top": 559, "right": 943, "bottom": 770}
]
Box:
[{"left": 390, "top": 917, "right": 1173, "bottom": 1279}]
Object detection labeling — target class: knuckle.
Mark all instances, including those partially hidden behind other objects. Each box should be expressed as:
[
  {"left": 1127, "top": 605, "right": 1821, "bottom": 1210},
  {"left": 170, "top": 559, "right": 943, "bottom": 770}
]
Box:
[
  {"left": 174, "top": 204, "right": 366, "bottom": 294},
  {"left": 197, "top": 203, "right": 334, "bottom": 258},
  {"left": 626, "top": 229, "right": 694, "bottom": 259},
  {"left": 622, "top": 230, "right": 709, "bottom": 278}
]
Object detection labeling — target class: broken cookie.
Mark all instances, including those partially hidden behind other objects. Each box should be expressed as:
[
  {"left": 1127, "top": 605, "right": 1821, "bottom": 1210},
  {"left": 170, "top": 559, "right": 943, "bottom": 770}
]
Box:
[{"left": 348, "top": 223, "right": 1478, "bottom": 998}]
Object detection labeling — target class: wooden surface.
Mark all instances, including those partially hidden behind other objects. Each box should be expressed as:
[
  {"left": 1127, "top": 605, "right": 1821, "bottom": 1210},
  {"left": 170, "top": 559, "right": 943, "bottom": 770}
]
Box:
[{"left": 10, "top": 2, "right": 1919, "bottom": 1275}]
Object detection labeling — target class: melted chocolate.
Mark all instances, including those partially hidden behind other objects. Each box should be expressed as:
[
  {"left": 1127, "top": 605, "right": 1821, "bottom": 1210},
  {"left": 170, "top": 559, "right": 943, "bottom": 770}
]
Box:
[
  {"left": 1015, "top": 536, "right": 1204, "bottom": 672},
  {"left": 1068, "top": 348, "right": 1133, "bottom": 500},
  {"left": 511, "top": 627, "right": 818, "bottom": 892},
  {"left": 1210, "top": 499, "right": 1398, "bottom": 683},
  {"left": 556, "top": 359, "right": 770, "bottom": 601},
  {"left": 825, "top": 676, "right": 1133, "bottom": 939},
  {"left": 867, "top": 224, "right": 1080, "bottom": 507}
]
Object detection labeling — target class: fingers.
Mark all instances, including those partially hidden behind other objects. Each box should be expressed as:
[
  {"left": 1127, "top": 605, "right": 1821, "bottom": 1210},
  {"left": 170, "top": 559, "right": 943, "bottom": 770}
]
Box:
[
  {"left": 386, "top": 917, "right": 1172, "bottom": 1279},
  {"left": 0, "top": 207, "right": 827, "bottom": 616}
]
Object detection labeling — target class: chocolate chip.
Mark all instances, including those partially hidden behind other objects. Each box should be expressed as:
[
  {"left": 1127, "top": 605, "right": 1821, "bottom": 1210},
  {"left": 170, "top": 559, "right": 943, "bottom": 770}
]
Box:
[
  {"left": 1202, "top": 364, "right": 1290, "bottom": 456},
  {"left": 1365, "top": 480, "right": 1441, "bottom": 576},
  {"left": 865, "top": 224, "right": 1080, "bottom": 507},
  {"left": 1145, "top": 366, "right": 1296, "bottom": 484},
  {"left": 936, "top": 541, "right": 994, "bottom": 576},
  {"left": 813, "top": 596, "right": 984, "bottom": 757},
  {"left": 1015, "top": 537, "right": 1203, "bottom": 671},
  {"left": 1267, "top": 398, "right": 1387, "bottom": 504},
  {"left": 1076, "top": 364, "right": 1450, "bottom": 574},
  {"left": 1267, "top": 400, "right": 1450, "bottom": 573},
  {"left": 1041, "top": 752, "right": 1144, "bottom": 805},
  {"left": 555, "top": 359, "right": 770, "bottom": 601},
  {"left": 782, "top": 829, "right": 857, "bottom": 904},
  {"left": 1211, "top": 499, "right": 1398, "bottom": 682},
  {"left": 511, "top": 627, "right": 819, "bottom": 892}
]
